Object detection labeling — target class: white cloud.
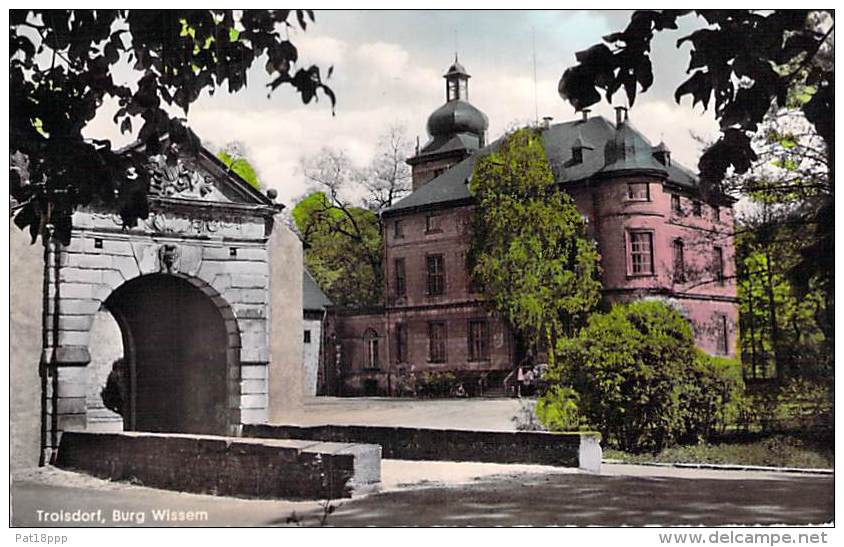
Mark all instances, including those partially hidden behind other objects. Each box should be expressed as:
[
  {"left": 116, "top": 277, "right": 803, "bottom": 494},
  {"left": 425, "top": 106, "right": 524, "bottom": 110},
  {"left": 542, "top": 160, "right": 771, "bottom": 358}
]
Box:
[
  {"left": 292, "top": 32, "right": 349, "bottom": 67},
  {"left": 356, "top": 42, "right": 410, "bottom": 75}
]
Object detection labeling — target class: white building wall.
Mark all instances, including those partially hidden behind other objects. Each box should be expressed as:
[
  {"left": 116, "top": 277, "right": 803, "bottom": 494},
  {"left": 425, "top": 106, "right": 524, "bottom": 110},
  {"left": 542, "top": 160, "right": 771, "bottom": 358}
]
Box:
[{"left": 303, "top": 318, "right": 322, "bottom": 396}]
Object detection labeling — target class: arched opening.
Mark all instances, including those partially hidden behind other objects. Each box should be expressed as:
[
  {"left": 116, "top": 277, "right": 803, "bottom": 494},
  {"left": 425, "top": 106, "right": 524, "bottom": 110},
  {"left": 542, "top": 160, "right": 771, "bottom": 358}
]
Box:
[
  {"left": 87, "top": 309, "right": 125, "bottom": 432},
  {"left": 104, "top": 273, "right": 239, "bottom": 435}
]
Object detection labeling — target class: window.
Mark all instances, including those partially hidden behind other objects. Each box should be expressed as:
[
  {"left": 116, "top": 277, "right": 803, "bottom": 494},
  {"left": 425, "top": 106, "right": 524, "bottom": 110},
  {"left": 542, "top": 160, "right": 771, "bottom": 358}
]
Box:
[
  {"left": 714, "top": 206, "right": 721, "bottom": 222},
  {"left": 692, "top": 201, "right": 702, "bottom": 216},
  {"left": 394, "top": 258, "right": 406, "bottom": 297},
  {"left": 673, "top": 239, "right": 686, "bottom": 283},
  {"left": 395, "top": 323, "right": 407, "bottom": 363},
  {"left": 394, "top": 219, "right": 404, "bottom": 238},
  {"left": 468, "top": 320, "right": 490, "bottom": 361},
  {"left": 447, "top": 79, "right": 458, "bottom": 101},
  {"left": 426, "top": 213, "right": 442, "bottom": 233},
  {"left": 426, "top": 254, "right": 445, "bottom": 296},
  {"left": 716, "top": 314, "right": 729, "bottom": 356},
  {"left": 671, "top": 194, "right": 682, "bottom": 214},
  {"left": 428, "top": 321, "right": 447, "bottom": 363},
  {"left": 714, "top": 246, "right": 725, "bottom": 285},
  {"left": 364, "top": 329, "right": 380, "bottom": 370},
  {"left": 571, "top": 147, "right": 583, "bottom": 165},
  {"left": 629, "top": 231, "right": 654, "bottom": 275},
  {"left": 627, "top": 183, "right": 650, "bottom": 201},
  {"left": 304, "top": 330, "right": 312, "bottom": 344}
]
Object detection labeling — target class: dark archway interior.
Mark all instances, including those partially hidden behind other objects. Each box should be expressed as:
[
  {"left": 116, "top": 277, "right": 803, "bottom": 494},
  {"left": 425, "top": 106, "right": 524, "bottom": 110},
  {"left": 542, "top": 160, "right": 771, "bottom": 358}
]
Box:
[{"left": 105, "top": 274, "right": 230, "bottom": 435}]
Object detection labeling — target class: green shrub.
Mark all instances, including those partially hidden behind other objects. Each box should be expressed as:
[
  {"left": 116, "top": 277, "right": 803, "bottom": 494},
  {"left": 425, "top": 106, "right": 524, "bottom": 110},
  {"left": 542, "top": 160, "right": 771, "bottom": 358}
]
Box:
[
  {"left": 416, "top": 371, "right": 458, "bottom": 398},
  {"left": 544, "top": 300, "right": 696, "bottom": 453},
  {"left": 535, "top": 385, "right": 588, "bottom": 431},
  {"left": 739, "top": 377, "right": 834, "bottom": 433},
  {"left": 680, "top": 352, "right": 744, "bottom": 442}
]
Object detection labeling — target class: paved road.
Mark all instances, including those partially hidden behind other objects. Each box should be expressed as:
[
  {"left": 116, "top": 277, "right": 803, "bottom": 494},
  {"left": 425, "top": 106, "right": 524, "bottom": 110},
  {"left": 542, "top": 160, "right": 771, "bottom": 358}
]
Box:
[
  {"left": 11, "top": 463, "right": 833, "bottom": 527},
  {"left": 328, "top": 468, "right": 834, "bottom": 526}
]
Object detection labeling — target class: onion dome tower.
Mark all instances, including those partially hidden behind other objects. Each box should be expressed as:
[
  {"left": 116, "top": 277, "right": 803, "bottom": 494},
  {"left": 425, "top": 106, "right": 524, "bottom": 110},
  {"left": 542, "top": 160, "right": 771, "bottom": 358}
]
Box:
[{"left": 407, "top": 56, "right": 489, "bottom": 191}]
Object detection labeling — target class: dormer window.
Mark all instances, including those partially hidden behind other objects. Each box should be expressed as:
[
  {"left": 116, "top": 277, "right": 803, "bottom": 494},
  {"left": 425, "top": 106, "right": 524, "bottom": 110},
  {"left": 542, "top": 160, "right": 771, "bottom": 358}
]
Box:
[
  {"left": 653, "top": 142, "right": 672, "bottom": 166},
  {"left": 570, "top": 135, "right": 592, "bottom": 166}
]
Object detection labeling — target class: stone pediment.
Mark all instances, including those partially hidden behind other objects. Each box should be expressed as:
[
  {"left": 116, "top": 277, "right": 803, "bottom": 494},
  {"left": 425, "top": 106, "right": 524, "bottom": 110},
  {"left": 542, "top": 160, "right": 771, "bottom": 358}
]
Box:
[{"left": 132, "top": 143, "right": 274, "bottom": 208}]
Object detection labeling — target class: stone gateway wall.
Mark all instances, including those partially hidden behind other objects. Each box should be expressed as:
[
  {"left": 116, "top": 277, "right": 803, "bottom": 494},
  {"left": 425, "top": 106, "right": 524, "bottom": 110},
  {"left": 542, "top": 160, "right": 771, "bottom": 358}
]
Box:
[
  {"left": 245, "top": 423, "right": 602, "bottom": 471},
  {"left": 55, "top": 431, "right": 381, "bottom": 499},
  {"left": 10, "top": 223, "right": 45, "bottom": 469},
  {"left": 268, "top": 223, "right": 304, "bottom": 420}
]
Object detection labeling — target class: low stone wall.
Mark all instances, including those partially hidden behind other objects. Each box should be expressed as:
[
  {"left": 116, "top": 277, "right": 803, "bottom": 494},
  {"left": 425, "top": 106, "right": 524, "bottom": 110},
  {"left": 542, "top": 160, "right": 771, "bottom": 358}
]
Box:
[
  {"left": 244, "top": 424, "right": 602, "bottom": 471},
  {"left": 55, "top": 431, "right": 381, "bottom": 500}
]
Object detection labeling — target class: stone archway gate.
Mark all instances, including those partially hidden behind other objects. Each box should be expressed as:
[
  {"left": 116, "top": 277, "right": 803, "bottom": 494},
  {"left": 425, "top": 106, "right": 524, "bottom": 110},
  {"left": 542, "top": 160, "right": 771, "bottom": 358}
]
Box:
[{"left": 40, "top": 143, "right": 304, "bottom": 461}]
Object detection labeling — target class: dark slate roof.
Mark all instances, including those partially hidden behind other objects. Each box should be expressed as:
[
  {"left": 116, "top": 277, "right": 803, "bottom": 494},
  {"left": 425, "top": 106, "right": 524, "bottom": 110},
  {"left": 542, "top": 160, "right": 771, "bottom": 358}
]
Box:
[
  {"left": 303, "top": 269, "right": 332, "bottom": 312},
  {"left": 445, "top": 59, "right": 470, "bottom": 78},
  {"left": 386, "top": 115, "right": 699, "bottom": 214},
  {"left": 418, "top": 132, "right": 481, "bottom": 158},
  {"left": 427, "top": 99, "right": 489, "bottom": 138}
]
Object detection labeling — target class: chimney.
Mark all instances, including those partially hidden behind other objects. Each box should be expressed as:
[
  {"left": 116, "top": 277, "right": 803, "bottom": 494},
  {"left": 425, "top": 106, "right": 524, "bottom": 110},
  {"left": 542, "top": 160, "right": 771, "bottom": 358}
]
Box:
[
  {"left": 614, "top": 106, "right": 629, "bottom": 126},
  {"left": 542, "top": 116, "right": 553, "bottom": 129},
  {"left": 581, "top": 109, "right": 591, "bottom": 121}
]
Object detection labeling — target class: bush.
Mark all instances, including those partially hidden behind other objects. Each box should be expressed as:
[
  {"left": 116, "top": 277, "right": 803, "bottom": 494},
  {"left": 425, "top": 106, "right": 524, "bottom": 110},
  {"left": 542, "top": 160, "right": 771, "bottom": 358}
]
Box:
[
  {"left": 738, "top": 377, "right": 834, "bottom": 433},
  {"left": 543, "top": 300, "right": 697, "bottom": 453},
  {"left": 535, "top": 385, "right": 588, "bottom": 431},
  {"left": 416, "top": 371, "right": 458, "bottom": 398},
  {"left": 679, "top": 352, "right": 744, "bottom": 442}
]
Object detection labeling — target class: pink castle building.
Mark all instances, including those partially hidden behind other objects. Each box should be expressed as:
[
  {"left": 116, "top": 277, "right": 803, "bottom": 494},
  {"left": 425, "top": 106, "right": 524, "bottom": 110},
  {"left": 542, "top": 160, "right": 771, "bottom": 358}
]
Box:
[{"left": 322, "top": 59, "right": 737, "bottom": 396}]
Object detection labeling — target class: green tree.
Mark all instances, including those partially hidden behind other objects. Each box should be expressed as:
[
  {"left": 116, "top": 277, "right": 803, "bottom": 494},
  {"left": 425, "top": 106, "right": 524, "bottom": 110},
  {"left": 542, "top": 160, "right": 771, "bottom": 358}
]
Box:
[
  {"left": 292, "top": 192, "right": 382, "bottom": 308},
  {"left": 216, "top": 142, "right": 261, "bottom": 191},
  {"left": 737, "top": 211, "right": 831, "bottom": 379},
  {"left": 543, "top": 300, "right": 740, "bottom": 452},
  {"left": 10, "top": 9, "right": 335, "bottom": 244},
  {"left": 468, "top": 128, "right": 601, "bottom": 361},
  {"left": 730, "top": 73, "right": 832, "bottom": 348}
]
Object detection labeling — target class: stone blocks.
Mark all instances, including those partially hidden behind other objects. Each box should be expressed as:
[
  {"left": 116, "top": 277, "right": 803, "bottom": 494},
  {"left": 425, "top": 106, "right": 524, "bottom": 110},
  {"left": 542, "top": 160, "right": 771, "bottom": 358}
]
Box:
[
  {"left": 245, "top": 424, "right": 602, "bottom": 471},
  {"left": 55, "top": 431, "right": 381, "bottom": 499}
]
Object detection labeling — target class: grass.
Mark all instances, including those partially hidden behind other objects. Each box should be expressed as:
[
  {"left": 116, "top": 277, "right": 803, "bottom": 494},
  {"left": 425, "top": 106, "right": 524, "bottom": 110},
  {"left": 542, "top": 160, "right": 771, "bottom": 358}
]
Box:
[{"left": 603, "top": 433, "right": 834, "bottom": 469}]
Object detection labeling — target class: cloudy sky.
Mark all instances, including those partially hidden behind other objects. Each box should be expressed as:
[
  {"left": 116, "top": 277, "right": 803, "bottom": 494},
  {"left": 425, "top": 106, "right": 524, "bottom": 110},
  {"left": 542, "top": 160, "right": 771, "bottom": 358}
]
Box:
[{"left": 85, "top": 10, "right": 722, "bottom": 207}]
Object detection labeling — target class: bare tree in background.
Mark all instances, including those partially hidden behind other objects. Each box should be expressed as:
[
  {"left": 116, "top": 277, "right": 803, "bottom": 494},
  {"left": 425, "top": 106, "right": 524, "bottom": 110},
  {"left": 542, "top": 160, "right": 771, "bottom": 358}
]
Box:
[
  {"left": 359, "top": 124, "right": 413, "bottom": 211},
  {"left": 294, "top": 124, "right": 414, "bottom": 308}
]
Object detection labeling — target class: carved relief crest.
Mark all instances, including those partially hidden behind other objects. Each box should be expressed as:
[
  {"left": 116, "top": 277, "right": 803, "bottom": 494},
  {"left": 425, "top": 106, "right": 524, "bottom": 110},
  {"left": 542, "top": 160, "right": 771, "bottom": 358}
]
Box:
[
  {"left": 148, "top": 155, "right": 229, "bottom": 202},
  {"left": 158, "top": 243, "right": 181, "bottom": 273}
]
